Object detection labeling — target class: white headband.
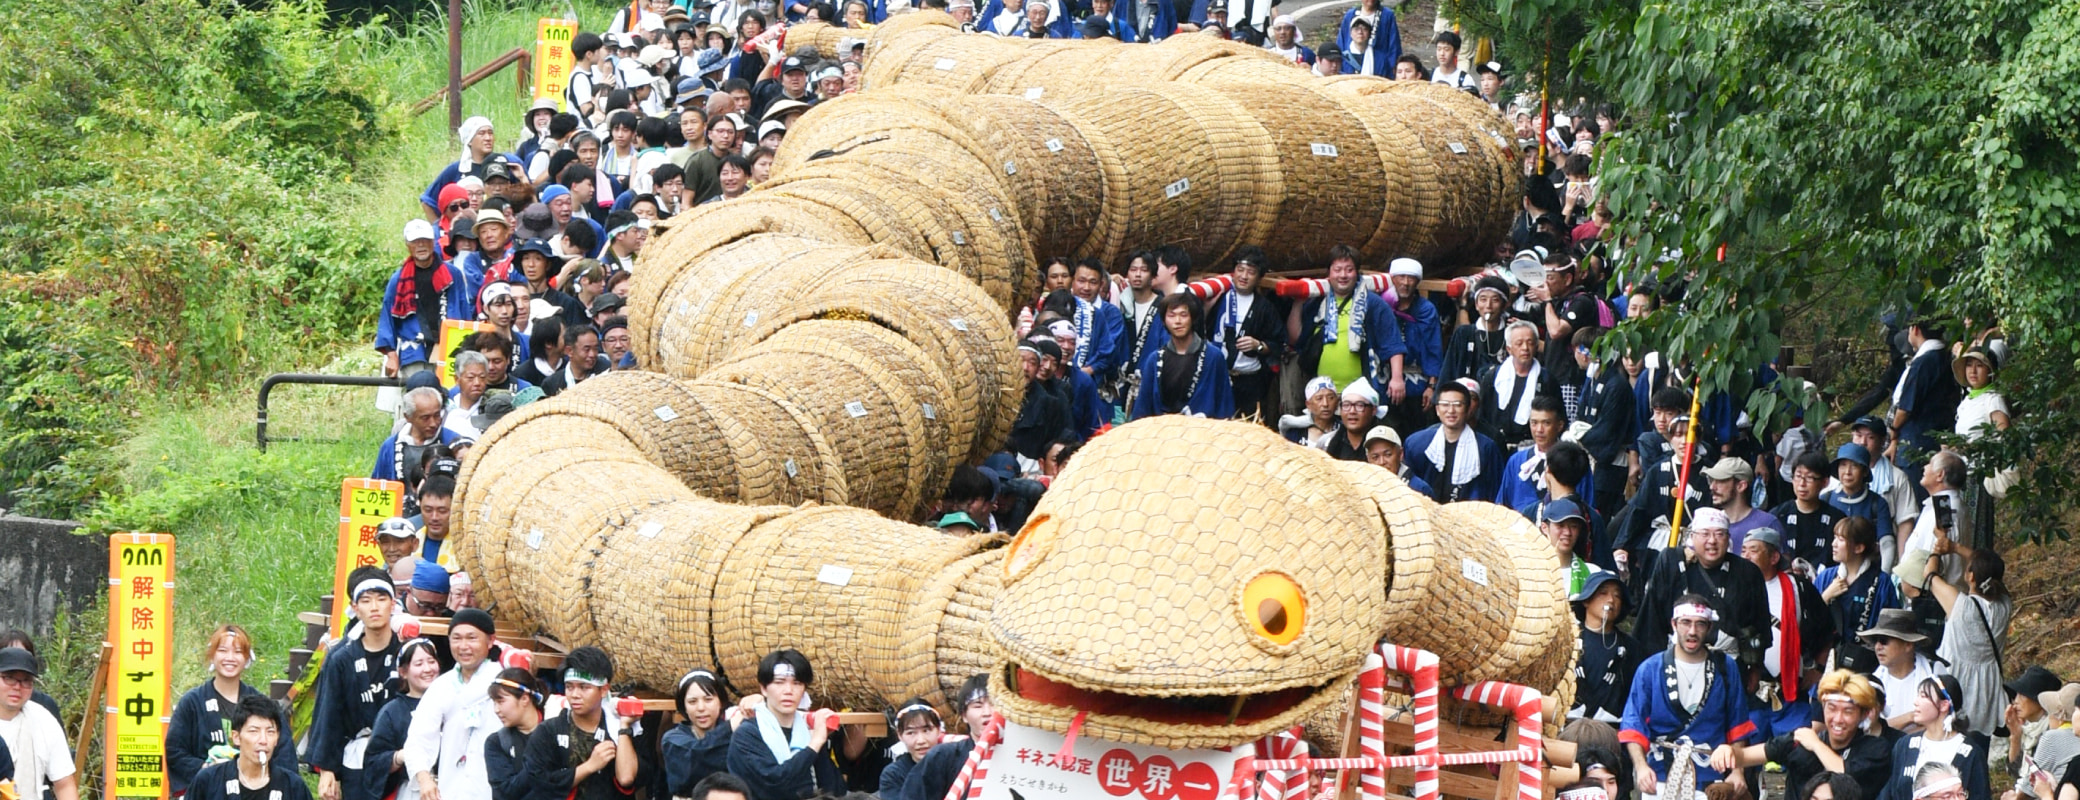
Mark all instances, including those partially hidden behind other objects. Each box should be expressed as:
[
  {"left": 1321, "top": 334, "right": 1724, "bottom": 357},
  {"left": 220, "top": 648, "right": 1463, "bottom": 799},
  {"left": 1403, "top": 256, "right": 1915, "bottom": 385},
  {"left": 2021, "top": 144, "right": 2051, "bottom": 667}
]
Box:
[
  {"left": 772, "top": 663, "right": 796, "bottom": 681},
  {"left": 1912, "top": 775, "right": 1962, "bottom": 799},
  {"left": 895, "top": 703, "right": 938, "bottom": 720},
  {"left": 1672, "top": 603, "right": 1719, "bottom": 623},
  {"left": 1558, "top": 788, "right": 1607, "bottom": 800},
  {"left": 352, "top": 578, "right": 396, "bottom": 604}
]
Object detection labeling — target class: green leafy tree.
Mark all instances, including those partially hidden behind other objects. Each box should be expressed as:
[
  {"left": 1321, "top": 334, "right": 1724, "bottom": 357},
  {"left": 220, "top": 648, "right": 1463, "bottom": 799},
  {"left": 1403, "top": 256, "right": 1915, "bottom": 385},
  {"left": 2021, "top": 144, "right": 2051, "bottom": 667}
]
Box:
[{"left": 1448, "top": 0, "right": 2080, "bottom": 540}]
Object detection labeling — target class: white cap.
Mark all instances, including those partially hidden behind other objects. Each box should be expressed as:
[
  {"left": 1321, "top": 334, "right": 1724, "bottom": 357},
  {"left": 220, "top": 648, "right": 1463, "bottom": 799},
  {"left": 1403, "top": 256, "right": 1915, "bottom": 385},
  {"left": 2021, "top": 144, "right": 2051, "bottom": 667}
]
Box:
[
  {"left": 638, "top": 45, "right": 674, "bottom": 67},
  {"left": 403, "top": 219, "right": 438, "bottom": 242},
  {"left": 1388, "top": 258, "right": 1423, "bottom": 278},
  {"left": 1340, "top": 381, "right": 1379, "bottom": 407}
]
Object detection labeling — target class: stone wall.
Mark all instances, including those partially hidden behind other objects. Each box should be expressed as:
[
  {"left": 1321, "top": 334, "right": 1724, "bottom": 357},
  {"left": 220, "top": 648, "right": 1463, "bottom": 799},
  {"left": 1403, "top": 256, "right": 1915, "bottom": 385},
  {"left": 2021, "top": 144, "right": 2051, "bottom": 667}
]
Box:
[{"left": 0, "top": 516, "right": 105, "bottom": 635}]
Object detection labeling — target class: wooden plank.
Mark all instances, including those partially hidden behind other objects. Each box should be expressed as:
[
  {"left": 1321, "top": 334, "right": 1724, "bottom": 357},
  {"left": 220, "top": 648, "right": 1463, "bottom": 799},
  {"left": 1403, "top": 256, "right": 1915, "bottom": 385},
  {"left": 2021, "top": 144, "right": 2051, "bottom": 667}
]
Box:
[
  {"left": 74, "top": 642, "right": 112, "bottom": 774},
  {"left": 1380, "top": 717, "right": 1513, "bottom": 756},
  {"left": 625, "top": 701, "right": 886, "bottom": 737}
]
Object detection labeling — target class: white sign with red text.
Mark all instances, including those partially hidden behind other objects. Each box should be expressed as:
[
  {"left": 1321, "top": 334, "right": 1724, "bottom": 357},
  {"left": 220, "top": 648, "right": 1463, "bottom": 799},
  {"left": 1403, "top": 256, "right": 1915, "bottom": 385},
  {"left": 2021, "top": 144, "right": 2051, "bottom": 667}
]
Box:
[{"left": 976, "top": 722, "right": 1249, "bottom": 800}]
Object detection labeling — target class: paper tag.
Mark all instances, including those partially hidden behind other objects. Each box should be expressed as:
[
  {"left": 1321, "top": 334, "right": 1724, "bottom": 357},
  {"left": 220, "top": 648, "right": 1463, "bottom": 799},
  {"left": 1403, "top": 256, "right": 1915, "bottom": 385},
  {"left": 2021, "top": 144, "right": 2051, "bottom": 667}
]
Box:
[
  {"left": 922, "top": 403, "right": 937, "bottom": 420},
  {"left": 784, "top": 458, "right": 799, "bottom": 477},
  {"left": 1045, "top": 138, "right": 1063, "bottom": 153},
  {"left": 1448, "top": 142, "right": 1469, "bottom": 154},
  {"left": 742, "top": 310, "right": 759, "bottom": 327},
  {"left": 1024, "top": 86, "right": 1044, "bottom": 100},
  {"left": 637, "top": 522, "right": 663, "bottom": 539},
  {"left": 949, "top": 318, "right": 969, "bottom": 331},
  {"left": 845, "top": 401, "right": 868, "bottom": 418},
  {"left": 654, "top": 405, "right": 679, "bottom": 422},
  {"left": 1164, "top": 178, "right": 1190, "bottom": 198},
  {"left": 934, "top": 57, "right": 957, "bottom": 71},
  {"left": 952, "top": 230, "right": 968, "bottom": 245},
  {"left": 989, "top": 207, "right": 1004, "bottom": 222},
  {"left": 1003, "top": 161, "right": 1017, "bottom": 175},
  {"left": 527, "top": 528, "right": 545, "bottom": 550},
  {"left": 1310, "top": 142, "right": 1340, "bottom": 157},
  {"left": 817, "top": 565, "right": 854, "bottom": 586},
  {"left": 1461, "top": 558, "right": 1489, "bottom": 586}
]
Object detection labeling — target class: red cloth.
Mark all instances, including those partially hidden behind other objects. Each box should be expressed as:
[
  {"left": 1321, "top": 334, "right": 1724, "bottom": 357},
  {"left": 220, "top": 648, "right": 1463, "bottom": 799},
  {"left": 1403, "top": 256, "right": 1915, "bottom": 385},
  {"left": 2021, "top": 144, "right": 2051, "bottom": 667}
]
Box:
[
  {"left": 390, "top": 256, "right": 452, "bottom": 319},
  {"left": 1773, "top": 570, "right": 1803, "bottom": 697}
]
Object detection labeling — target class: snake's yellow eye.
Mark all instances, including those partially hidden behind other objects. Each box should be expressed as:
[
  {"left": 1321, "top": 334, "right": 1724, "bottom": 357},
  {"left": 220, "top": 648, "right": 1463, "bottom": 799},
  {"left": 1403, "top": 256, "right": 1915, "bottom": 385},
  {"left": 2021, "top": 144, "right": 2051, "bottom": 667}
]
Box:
[
  {"left": 1242, "top": 572, "right": 1305, "bottom": 645},
  {"left": 1003, "top": 514, "right": 1058, "bottom": 582}
]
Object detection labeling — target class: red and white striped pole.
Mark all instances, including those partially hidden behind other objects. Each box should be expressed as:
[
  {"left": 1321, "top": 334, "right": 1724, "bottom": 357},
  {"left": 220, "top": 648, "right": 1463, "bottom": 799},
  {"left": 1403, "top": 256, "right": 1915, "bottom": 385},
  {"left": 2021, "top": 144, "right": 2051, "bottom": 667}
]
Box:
[{"left": 1378, "top": 644, "right": 1440, "bottom": 800}]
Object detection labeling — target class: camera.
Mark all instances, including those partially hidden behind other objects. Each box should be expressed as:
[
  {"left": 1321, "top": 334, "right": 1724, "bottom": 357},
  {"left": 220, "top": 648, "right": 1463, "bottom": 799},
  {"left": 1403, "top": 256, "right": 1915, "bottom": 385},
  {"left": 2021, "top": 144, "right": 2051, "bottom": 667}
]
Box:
[{"left": 1933, "top": 494, "right": 1955, "bottom": 533}]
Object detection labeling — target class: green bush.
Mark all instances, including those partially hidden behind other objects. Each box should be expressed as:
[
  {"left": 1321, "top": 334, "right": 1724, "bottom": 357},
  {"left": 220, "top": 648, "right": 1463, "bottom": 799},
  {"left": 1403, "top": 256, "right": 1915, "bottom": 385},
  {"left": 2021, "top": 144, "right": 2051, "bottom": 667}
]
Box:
[{"left": 0, "top": 0, "right": 403, "bottom": 514}]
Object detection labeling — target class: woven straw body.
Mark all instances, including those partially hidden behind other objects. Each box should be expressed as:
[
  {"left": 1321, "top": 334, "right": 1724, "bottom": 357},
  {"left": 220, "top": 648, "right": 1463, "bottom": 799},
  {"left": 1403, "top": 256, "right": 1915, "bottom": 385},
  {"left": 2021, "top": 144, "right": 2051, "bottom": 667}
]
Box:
[{"left": 451, "top": 35, "right": 1567, "bottom": 753}]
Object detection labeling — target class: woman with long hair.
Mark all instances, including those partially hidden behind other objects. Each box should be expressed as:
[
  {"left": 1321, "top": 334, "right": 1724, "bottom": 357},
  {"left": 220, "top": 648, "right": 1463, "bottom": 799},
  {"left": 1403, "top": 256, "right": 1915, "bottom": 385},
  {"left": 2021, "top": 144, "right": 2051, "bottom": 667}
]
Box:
[{"left": 1877, "top": 675, "right": 1992, "bottom": 800}]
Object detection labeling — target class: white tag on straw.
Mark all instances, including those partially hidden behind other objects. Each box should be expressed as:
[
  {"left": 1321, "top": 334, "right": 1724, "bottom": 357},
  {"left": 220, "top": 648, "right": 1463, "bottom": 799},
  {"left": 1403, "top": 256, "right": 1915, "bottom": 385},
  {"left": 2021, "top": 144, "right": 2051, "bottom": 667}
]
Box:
[
  {"left": 949, "top": 318, "right": 969, "bottom": 331},
  {"left": 934, "top": 58, "right": 957, "bottom": 71},
  {"left": 1003, "top": 161, "right": 1017, "bottom": 175},
  {"left": 1461, "top": 558, "right": 1489, "bottom": 586},
  {"left": 1045, "top": 139, "right": 1063, "bottom": 153},
  {"left": 1448, "top": 142, "right": 1469, "bottom": 154},
  {"left": 1024, "top": 87, "right": 1044, "bottom": 100},
  {"left": 1310, "top": 142, "right": 1340, "bottom": 157},
  {"left": 784, "top": 459, "right": 799, "bottom": 477},
  {"left": 988, "top": 207, "right": 1003, "bottom": 222},
  {"left": 527, "top": 528, "right": 545, "bottom": 550},
  {"left": 817, "top": 565, "right": 854, "bottom": 586},
  {"left": 1164, "top": 178, "right": 1190, "bottom": 198},
  {"left": 654, "top": 405, "right": 679, "bottom": 422},
  {"left": 742, "top": 310, "right": 759, "bottom": 327},
  {"left": 952, "top": 231, "right": 968, "bottom": 244},
  {"left": 636, "top": 522, "right": 663, "bottom": 539},
  {"left": 845, "top": 401, "right": 868, "bottom": 418},
  {"left": 922, "top": 404, "right": 937, "bottom": 420}
]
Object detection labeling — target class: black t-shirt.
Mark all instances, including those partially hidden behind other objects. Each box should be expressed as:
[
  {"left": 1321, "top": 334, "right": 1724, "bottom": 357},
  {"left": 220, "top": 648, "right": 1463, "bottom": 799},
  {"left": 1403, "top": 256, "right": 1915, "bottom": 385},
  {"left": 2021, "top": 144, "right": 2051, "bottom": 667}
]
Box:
[
  {"left": 1572, "top": 624, "right": 1640, "bottom": 722},
  {"left": 2062, "top": 753, "right": 2080, "bottom": 799},
  {"left": 238, "top": 775, "right": 275, "bottom": 800}
]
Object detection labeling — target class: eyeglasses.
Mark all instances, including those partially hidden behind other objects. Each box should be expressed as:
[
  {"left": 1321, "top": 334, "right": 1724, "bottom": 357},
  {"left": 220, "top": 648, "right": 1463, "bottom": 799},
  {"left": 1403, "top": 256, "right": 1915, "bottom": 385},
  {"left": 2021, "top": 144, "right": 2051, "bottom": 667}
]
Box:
[
  {"left": 447, "top": 202, "right": 469, "bottom": 213},
  {"left": 0, "top": 673, "right": 34, "bottom": 687},
  {"left": 1339, "top": 402, "right": 1374, "bottom": 410},
  {"left": 1435, "top": 401, "right": 1466, "bottom": 409}
]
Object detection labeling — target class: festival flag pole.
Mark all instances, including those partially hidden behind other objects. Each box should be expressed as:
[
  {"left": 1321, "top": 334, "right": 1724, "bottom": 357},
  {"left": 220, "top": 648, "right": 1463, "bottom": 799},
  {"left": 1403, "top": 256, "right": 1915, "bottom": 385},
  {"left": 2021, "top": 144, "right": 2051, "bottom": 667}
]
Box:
[{"left": 1667, "top": 369, "right": 1706, "bottom": 548}]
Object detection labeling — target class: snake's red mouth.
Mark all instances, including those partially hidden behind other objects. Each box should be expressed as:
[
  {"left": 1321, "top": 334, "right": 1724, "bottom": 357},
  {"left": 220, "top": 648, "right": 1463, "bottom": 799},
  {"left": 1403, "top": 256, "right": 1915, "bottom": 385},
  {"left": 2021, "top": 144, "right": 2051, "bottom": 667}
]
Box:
[{"left": 1005, "top": 662, "right": 1326, "bottom": 727}]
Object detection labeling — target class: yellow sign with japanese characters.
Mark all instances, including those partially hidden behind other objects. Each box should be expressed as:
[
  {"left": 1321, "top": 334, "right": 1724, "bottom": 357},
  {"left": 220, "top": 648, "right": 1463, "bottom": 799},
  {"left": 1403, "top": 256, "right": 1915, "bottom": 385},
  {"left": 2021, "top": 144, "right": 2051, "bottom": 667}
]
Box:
[
  {"left": 107, "top": 532, "right": 174, "bottom": 800},
  {"left": 332, "top": 479, "right": 405, "bottom": 637}
]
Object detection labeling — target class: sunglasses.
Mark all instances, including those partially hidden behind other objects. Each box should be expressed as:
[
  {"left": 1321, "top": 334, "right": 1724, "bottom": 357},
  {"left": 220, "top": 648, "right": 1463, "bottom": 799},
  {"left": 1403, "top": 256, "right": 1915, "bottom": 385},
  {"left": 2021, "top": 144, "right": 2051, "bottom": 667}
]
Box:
[{"left": 447, "top": 202, "right": 469, "bottom": 213}]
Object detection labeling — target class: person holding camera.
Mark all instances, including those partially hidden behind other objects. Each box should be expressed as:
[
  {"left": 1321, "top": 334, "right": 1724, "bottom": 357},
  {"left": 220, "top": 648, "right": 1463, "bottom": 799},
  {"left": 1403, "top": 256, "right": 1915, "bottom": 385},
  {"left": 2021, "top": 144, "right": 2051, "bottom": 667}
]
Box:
[{"left": 1922, "top": 535, "right": 2013, "bottom": 740}]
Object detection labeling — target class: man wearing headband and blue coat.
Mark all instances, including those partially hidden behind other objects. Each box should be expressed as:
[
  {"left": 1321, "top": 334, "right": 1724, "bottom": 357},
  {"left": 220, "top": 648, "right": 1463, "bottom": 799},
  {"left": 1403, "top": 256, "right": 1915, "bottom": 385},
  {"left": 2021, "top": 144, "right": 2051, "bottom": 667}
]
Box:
[
  {"left": 1620, "top": 593, "right": 1757, "bottom": 799},
  {"left": 728, "top": 649, "right": 845, "bottom": 800},
  {"left": 307, "top": 567, "right": 406, "bottom": 800},
  {"left": 524, "top": 646, "right": 641, "bottom": 800}
]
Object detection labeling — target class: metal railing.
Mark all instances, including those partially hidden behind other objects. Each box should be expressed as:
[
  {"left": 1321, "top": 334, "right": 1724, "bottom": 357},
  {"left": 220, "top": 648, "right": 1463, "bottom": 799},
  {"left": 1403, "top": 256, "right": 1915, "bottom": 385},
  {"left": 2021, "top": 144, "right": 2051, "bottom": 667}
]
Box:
[{"left": 256, "top": 373, "right": 400, "bottom": 451}]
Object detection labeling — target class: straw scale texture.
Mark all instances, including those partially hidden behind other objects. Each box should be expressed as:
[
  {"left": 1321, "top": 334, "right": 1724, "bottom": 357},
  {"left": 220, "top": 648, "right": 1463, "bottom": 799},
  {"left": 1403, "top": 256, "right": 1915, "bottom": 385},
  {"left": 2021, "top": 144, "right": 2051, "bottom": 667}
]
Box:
[{"left": 450, "top": 27, "right": 1566, "bottom": 751}]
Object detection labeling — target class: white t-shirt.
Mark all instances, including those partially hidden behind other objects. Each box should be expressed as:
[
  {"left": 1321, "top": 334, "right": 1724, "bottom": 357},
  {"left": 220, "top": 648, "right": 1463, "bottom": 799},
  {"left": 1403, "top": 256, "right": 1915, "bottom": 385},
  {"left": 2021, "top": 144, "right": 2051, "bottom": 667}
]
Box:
[
  {"left": 0, "top": 703, "right": 78, "bottom": 800},
  {"left": 1955, "top": 390, "right": 2009, "bottom": 440},
  {"left": 1877, "top": 655, "right": 1940, "bottom": 721},
  {"left": 1674, "top": 658, "right": 1707, "bottom": 712}
]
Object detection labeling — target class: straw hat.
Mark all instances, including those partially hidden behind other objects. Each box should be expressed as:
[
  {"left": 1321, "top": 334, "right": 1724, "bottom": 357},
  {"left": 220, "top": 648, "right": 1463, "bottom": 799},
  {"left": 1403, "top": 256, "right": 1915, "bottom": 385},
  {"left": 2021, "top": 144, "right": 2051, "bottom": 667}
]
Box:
[{"left": 1952, "top": 345, "right": 1999, "bottom": 386}]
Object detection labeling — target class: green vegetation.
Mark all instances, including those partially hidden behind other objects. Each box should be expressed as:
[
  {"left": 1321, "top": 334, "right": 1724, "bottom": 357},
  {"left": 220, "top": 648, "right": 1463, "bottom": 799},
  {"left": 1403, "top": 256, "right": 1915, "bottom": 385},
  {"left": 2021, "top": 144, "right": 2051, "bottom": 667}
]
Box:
[
  {"left": 1452, "top": 0, "right": 2080, "bottom": 541},
  {"left": 0, "top": 0, "right": 612, "bottom": 774}
]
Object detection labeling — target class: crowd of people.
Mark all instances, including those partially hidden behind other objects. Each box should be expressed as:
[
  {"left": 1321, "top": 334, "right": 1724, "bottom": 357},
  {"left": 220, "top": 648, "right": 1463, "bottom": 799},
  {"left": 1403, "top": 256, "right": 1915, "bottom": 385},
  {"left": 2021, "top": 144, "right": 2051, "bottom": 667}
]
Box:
[{"left": 0, "top": 2, "right": 2054, "bottom": 800}]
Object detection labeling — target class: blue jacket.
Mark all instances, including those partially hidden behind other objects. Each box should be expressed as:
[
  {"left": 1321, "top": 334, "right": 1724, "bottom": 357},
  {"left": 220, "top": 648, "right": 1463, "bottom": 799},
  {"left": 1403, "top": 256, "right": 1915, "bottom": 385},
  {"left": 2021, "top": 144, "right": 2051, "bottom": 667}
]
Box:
[
  {"left": 186, "top": 760, "right": 314, "bottom": 800},
  {"left": 1618, "top": 651, "right": 1758, "bottom": 787},
  {"left": 725, "top": 715, "right": 846, "bottom": 800},
  {"left": 660, "top": 723, "right": 734, "bottom": 797},
  {"left": 375, "top": 262, "right": 475, "bottom": 368},
  {"left": 1577, "top": 364, "right": 1638, "bottom": 465},
  {"left": 1336, "top": 6, "right": 1401, "bottom": 76},
  {"left": 363, "top": 695, "right": 418, "bottom": 800},
  {"left": 1495, "top": 447, "right": 1597, "bottom": 517},
  {"left": 166, "top": 682, "right": 297, "bottom": 795},
  {"left": 1065, "top": 365, "right": 1108, "bottom": 438},
  {"left": 1130, "top": 338, "right": 1235, "bottom": 421},
  {"left": 370, "top": 428, "right": 463, "bottom": 484},
  {"left": 1298, "top": 289, "right": 1407, "bottom": 397},
  {"left": 304, "top": 636, "right": 402, "bottom": 800},
  {"left": 1821, "top": 488, "right": 1896, "bottom": 546},
  {"left": 1402, "top": 425, "right": 1505, "bottom": 503},
  {"left": 1080, "top": 299, "right": 1127, "bottom": 382},
  {"left": 1395, "top": 297, "right": 1444, "bottom": 388},
  {"left": 1877, "top": 732, "right": 1992, "bottom": 800}
]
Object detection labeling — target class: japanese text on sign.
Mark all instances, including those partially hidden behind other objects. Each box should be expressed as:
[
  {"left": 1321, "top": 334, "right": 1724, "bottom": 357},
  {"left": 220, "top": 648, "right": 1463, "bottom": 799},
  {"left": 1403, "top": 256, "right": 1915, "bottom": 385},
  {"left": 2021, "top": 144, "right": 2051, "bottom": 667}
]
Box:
[
  {"left": 332, "top": 479, "right": 404, "bottom": 637},
  {"left": 535, "top": 19, "right": 578, "bottom": 109},
  {"left": 108, "top": 533, "right": 174, "bottom": 800},
  {"left": 436, "top": 319, "right": 495, "bottom": 387},
  {"left": 977, "top": 722, "right": 1246, "bottom": 800}
]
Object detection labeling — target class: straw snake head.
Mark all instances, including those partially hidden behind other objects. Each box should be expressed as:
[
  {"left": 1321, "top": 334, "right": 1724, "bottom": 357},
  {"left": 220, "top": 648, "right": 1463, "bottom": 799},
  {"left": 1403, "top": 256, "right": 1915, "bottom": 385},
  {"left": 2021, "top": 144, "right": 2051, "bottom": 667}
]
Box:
[{"left": 987, "top": 417, "right": 1390, "bottom": 749}]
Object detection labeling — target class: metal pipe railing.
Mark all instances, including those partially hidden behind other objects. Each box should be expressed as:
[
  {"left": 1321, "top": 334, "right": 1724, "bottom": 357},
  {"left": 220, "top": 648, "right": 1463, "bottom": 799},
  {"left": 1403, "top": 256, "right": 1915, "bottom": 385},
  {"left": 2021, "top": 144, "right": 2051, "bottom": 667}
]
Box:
[{"left": 256, "top": 373, "right": 400, "bottom": 451}]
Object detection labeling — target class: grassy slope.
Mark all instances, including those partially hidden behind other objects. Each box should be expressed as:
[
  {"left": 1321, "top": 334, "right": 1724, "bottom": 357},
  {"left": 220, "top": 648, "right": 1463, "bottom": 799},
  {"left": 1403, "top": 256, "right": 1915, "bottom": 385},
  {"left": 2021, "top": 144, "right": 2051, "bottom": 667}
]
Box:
[{"left": 80, "top": 0, "right": 619, "bottom": 694}]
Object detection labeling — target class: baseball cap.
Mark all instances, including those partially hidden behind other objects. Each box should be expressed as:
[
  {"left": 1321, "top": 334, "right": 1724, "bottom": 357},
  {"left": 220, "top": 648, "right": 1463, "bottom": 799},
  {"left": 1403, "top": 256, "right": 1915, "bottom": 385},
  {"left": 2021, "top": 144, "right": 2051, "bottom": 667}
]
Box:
[
  {"left": 376, "top": 517, "right": 419, "bottom": 540},
  {"left": 757, "top": 118, "right": 787, "bottom": 141},
  {"left": 0, "top": 646, "right": 42, "bottom": 678},
  {"left": 782, "top": 56, "right": 810, "bottom": 74},
  {"left": 1833, "top": 442, "right": 1872, "bottom": 469},
  {"left": 403, "top": 219, "right": 438, "bottom": 243},
  {"left": 1850, "top": 415, "right": 1886, "bottom": 434},
  {"left": 1701, "top": 458, "right": 1753, "bottom": 482},
  {"left": 1541, "top": 497, "right": 1587, "bottom": 525},
  {"left": 1362, "top": 426, "right": 1401, "bottom": 449},
  {"left": 1476, "top": 60, "right": 1503, "bottom": 76},
  {"left": 589, "top": 292, "right": 627, "bottom": 316},
  {"left": 1745, "top": 526, "right": 1784, "bottom": 552}
]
